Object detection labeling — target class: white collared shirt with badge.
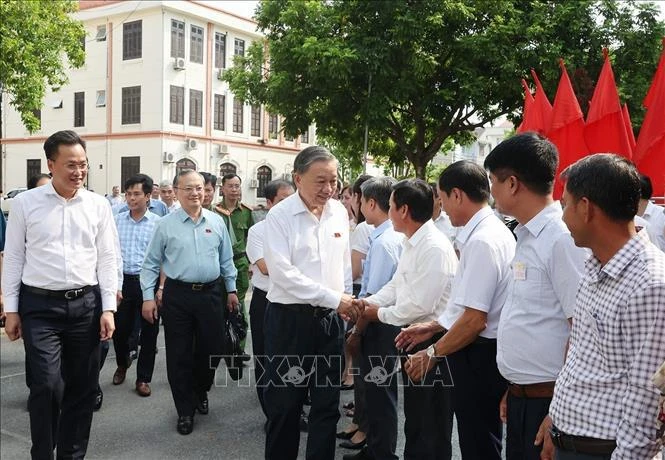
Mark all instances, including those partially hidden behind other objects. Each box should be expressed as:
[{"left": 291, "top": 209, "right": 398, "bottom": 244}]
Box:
[
  {"left": 263, "top": 192, "right": 352, "bottom": 309},
  {"left": 367, "top": 220, "right": 458, "bottom": 326},
  {"left": 496, "top": 202, "right": 588, "bottom": 385}
]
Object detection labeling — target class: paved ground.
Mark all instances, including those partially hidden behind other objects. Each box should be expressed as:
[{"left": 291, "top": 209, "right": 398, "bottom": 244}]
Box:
[{"left": 1, "top": 325, "right": 465, "bottom": 459}]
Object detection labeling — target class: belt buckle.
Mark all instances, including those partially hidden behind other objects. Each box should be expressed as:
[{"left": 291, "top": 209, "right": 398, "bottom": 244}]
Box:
[
  {"left": 192, "top": 283, "right": 204, "bottom": 291},
  {"left": 64, "top": 289, "right": 82, "bottom": 300}
]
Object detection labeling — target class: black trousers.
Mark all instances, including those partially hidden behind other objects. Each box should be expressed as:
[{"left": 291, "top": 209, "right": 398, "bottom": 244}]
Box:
[
  {"left": 359, "top": 322, "right": 401, "bottom": 460},
  {"left": 161, "top": 279, "right": 224, "bottom": 417},
  {"left": 263, "top": 302, "right": 344, "bottom": 460},
  {"left": 506, "top": 393, "right": 552, "bottom": 460},
  {"left": 113, "top": 277, "right": 159, "bottom": 382},
  {"left": 249, "top": 287, "right": 269, "bottom": 418},
  {"left": 401, "top": 332, "right": 453, "bottom": 460},
  {"left": 19, "top": 285, "right": 102, "bottom": 460},
  {"left": 447, "top": 339, "right": 507, "bottom": 460}
]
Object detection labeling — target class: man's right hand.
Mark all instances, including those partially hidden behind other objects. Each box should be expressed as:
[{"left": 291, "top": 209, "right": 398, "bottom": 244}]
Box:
[
  {"left": 395, "top": 322, "right": 438, "bottom": 351},
  {"left": 337, "top": 294, "right": 363, "bottom": 322},
  {"left": 4, "top": 312, "right": 21, "bottom": 341},
  {"left": 499, "top": 389, "right": 508, "bottom": 423},
  {"left": 142, "top": 300, "right": 158, "bottom": 324}
]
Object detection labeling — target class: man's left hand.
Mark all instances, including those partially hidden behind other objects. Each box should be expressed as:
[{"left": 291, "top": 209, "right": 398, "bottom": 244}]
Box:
[
  {"left": 227, "top": 293, "right": 240, "bottom": 312},
  {"left": 100, "top": 311, "right": 115, "bottom": 341},
  {"left": 404, "top": 349, "right": 436, "bottom": 382},
  {"left": 535, "top": 415, "right": 555, "bottom": 460}
]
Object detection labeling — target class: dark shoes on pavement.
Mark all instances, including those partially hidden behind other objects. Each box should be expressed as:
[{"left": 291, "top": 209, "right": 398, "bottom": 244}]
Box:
[
  {"left": 176, "top": 415, "right": 194, "bottom": 435},
  {"left": 112, "top": 367, "right": 127, "bottom": 385},
  {"left": 94, "top": 387, "right": 103, "bottom": 412},
  {"left": 195, "top": 393, "right": 209, "bottom": 415},
  {"left": 135, "top": 381, "right": 151, "bottom": 397}
]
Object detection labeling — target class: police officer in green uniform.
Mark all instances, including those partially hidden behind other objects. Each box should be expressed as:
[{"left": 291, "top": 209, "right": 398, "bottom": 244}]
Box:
[{"left": 215, "top": 173, "right": 254, "bottom": 355}]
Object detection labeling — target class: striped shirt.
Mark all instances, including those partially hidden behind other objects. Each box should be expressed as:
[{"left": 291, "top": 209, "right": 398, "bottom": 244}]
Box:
[
  {"left": 114, "top": 210, "right": 160, "bottom": 275},
  {"left": 550, "top": 230, "right": 665, "bottom": 459}
]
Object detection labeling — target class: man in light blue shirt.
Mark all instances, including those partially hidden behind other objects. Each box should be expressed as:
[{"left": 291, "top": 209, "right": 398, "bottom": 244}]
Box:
[
  {"left": 140, "top": 169, "right": 238, "bottom": 435},
  {"left": 346, "top": 176, "right": 403, "bottom": 460},
  {"left": 115, "top": 196, "right": 168, "bottom": 217},
  {"left": 111, "top": 174, "right": 161, "bottom": 398}
]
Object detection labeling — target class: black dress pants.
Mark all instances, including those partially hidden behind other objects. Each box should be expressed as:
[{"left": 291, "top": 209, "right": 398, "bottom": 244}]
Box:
[
  {"left": 447, "top": 339, "right": 507, "bottom": 460},
  {"left": 506, "top": 393, "right": 552, "bottom": 460},
  {"left": 249, "top": 286, "right": 268, "bottom": 417},
  {"left": 161, "top": 280, "right": 224, "bottom": 417},
  {"left": 360, "top": 322, "right": 401, "bottom": 460},
  {"left": 19, "top": 286, "right": 102, "bottom": 460},
  {"left": 263, "top": 302, "right": 344, "bottom": 460},
  {"left": 113, "top": 277, "right": 159, "bottom": 382},
  {"left": 401, "top": 332, "right": 453, "bottom": 460}
]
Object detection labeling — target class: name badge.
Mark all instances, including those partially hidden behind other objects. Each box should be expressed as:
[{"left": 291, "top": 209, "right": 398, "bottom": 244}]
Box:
[{"left": 513, "top": 261, "right": 526, "bottom": 281}]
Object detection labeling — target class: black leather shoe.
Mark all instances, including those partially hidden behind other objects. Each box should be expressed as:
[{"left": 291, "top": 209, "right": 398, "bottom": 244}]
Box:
[
  {"left": 196, "top": 394, "right": 209, "bottom": 415},
  {"left": 177, "top": 415, "right": 194, "bottom": 435},
  {"left": 343, "top": 447, "right": 374, "bottom": 460},
  {"left": 336, "top": 428, "right": 358, "bottom": 440},
  {"left": 94, "top": 388, "right": 103, "bottom": 412},
  {"left": 339, "top": 438, "right": 366, "bottom": 450}
]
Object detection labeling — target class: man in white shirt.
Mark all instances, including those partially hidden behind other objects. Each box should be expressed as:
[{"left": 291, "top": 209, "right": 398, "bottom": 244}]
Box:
[
  {"left": 397, "top": 161, "right": 516, "bottom": 460},
  {"left": 262, "top": 146, "right": 361, "bottom": 460},
  {"left": 430, "top": 182, "right": 457, "bottom": 245},
  {"left": 246, "top": 179, "right": 294, "bottom": 419},
  {"left": 541, "top": 155, "right": 665, "bottom": 460},
  {"left": 1, "top": 130, "right": 119, "bottom": 459},
  {"left": 159, "top": 179, "right": 180, "bottom": 214},
  {"left": 638, "top": 174, "right": 665, "bottom": 251},
  {"left": 483, "top": 133, "right": 587, "bottom": 460},
  {"left": 357, "top": 178, "right": 458, "bottom": 460}
]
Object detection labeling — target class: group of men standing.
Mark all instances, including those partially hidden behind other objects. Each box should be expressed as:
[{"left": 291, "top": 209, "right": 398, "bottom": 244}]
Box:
[{"left": 0, "top": 129, "right": 664, "bottom": 460}]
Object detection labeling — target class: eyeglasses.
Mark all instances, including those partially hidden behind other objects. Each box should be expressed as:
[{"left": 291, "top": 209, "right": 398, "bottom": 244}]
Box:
[
  {"left": 64, "top": 162, "right": 89, "bottom": 172},
  {"left": 175, "top": 186, "right": 204, "bottom": 193}
]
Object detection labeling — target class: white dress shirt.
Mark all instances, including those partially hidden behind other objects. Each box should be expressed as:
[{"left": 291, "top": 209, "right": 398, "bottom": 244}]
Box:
[
  {"left": 438, "top": 207, "right": 516, "bottom": 338},
  {"left": 264, "top": 192, "right": 352, "bottom": 309},
  {"left": 433, "top": 210, "right": 458, "bottom": 244},
  {"left": 367, "top": 220, "right": 458, "bottom": 326},
  {"left": 246, "top": 220, "right": 270, "bottom": 292},
  {"left": 2, "top": 182, "right": 119, "bottom": 312},
  {"left": 496, "top": 202, "right": 587, "bottom": 384},
  {"left": 643, "top": 201, "right": 665, "bottom": 251}
]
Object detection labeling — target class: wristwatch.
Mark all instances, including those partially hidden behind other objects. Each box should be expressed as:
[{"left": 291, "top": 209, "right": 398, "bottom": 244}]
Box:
[{"left": 426, "top": 344, "right": 439, "bottom": 359}]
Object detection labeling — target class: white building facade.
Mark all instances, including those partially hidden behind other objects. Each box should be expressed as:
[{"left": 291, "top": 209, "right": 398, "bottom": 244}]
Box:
[{"left": 1, "top": 0, "right": 312, "bottom": 205}]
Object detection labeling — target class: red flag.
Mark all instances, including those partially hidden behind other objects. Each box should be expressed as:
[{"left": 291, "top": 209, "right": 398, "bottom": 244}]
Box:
[
  {"left": 635, "top": 41, "right": 665, "bottom": 198},
  {"left": 584, "top": 49, "right": 633, "bottom": 159},
  {"left": 517, "top": 79, "right": 536, "bottom": 133},
  {"left": 643, "top": 37, "right": 665, "bottom": 109},
  {"left": 622, "top": 104, "right": 636, "bottom": 151},
  {"left": 530, "top": 69, "right": 553, "bottom": 135},
  {"left": 549, "top": 59, "right": 590, "bottom": 199}
]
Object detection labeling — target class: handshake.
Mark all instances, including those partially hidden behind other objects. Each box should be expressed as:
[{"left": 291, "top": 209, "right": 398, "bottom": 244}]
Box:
[{"left": 337, "top": 295, "right": 368, "bottom": 322}]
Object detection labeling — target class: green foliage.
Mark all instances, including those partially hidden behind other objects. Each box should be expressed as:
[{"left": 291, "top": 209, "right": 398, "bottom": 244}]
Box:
[
  {"left": 0, "top": 0, "right": 85, "bottom": 132},
  {"left": 224, "top": 0, "right": 664, "bottom": 178}
]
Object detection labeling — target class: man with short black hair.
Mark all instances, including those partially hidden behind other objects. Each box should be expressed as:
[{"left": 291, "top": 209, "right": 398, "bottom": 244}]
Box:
[
  {"left": 2, "top": 130, "right": 119, "bottom": 458},
  {"left": 141, "top": 169, "right": 238, "bottom": 435},
  {"left": 398, "top": 160, "right": 516, "bottom": 459},
  {"left": 358, "top": 178, "right": 458, "bottom": 460},
  {"left": 112, "top": 174, "right": 161, "bottom": 397},
  {"left": 483, "top": 133, "right": 587, "bottom": 460},
  {"left": 637, "top": 173, "right": 665, "bottom": 251},
  {"left": 542, "top": 154, "right": 665, "bottom": 459},
  {"left": 201, "top": 172, "right": 218, "bottom": 211}
]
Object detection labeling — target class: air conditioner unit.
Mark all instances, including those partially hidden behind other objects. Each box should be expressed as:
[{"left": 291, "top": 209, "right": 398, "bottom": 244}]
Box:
[
  {"left": 186, "top": 139, "right": 198, "bottom": 150},
  {"left": 217, "top": 68, "right": 225, "bottom": 80},
  {"left": 219, "top": 144, "right": 229, "bottom": 154},
  {"left": 249, "top": 179, "right": 259, "bottom": 188},
  {"left": 163, "top": 152, "right": 175, "bottom": 163},
  {"left": 173, "top": 57, "right": 186, "bottom": 70}
]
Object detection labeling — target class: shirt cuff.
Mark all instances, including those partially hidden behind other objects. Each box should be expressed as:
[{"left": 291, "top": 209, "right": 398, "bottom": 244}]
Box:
[
  {"left": 101, "top": 293, "right": 117, "bottom": 312},
  {"left": 377, "top": 307, "right": 387, "bottom": 324},
  {"left": 3, "top": 296, "right": 18, "bottom": 313},
  {"left": 224, "top": 279, "right": 237, "bottom": 294},
  {"left": 321, "top": 288, "right": 341, "bottom": 310},
  {"left": 142, "top": 289, "right": 155, "bottom": 301}
]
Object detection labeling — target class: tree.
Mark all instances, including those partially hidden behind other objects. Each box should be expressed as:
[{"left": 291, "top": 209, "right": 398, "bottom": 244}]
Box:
[
  {"left": 0, "top": 0, "right": 85, "bottom": 133},
  {"left": 225, "top": 0, "right": 664, "bottom": 178}
]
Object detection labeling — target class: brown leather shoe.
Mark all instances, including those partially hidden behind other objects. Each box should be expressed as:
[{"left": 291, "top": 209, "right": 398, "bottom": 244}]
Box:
[
  {"left": 135, "top": 381, "right": 151, "bottom": 397},
  {"left": 112, "top": 367, "right": 127, "bottom": 385}
]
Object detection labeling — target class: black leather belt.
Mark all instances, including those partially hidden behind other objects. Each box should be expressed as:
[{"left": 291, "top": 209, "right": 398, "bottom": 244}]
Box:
[
  {"left": 22, "top": 284, "right": 94, "bottom": 300},
  {"left": 550, "top": 426, "right": 616, "bottom": 455},
  {"left": 272, "top": 302, "right": 333, "bottom": 319},
  {"left": 166, "top": 277, "right": 220, "bottom": 291},
  {"left": 123, "top": 274, "right": 140, "bottom": 281},
  {"left": 233, "top": 252, "right": 247, "bottom": 262}
]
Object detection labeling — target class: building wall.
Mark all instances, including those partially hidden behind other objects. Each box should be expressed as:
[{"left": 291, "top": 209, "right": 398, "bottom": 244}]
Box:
[{"left": 1, "top": 0, "right": 313, "bottom": 205}]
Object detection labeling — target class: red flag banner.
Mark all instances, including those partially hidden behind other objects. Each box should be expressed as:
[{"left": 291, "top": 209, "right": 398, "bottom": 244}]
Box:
[
  {"left": 622, "top": 104, "right": 637, "bottom": 151},
  {"left": 584, "top": 49, "right": 633, "bottom": 159},
  {"left": 530, "top": 69, "right": 553, "bottom": 135},
  {"left": 517, "top": 79, "right": 536, "bottom": 133}
]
